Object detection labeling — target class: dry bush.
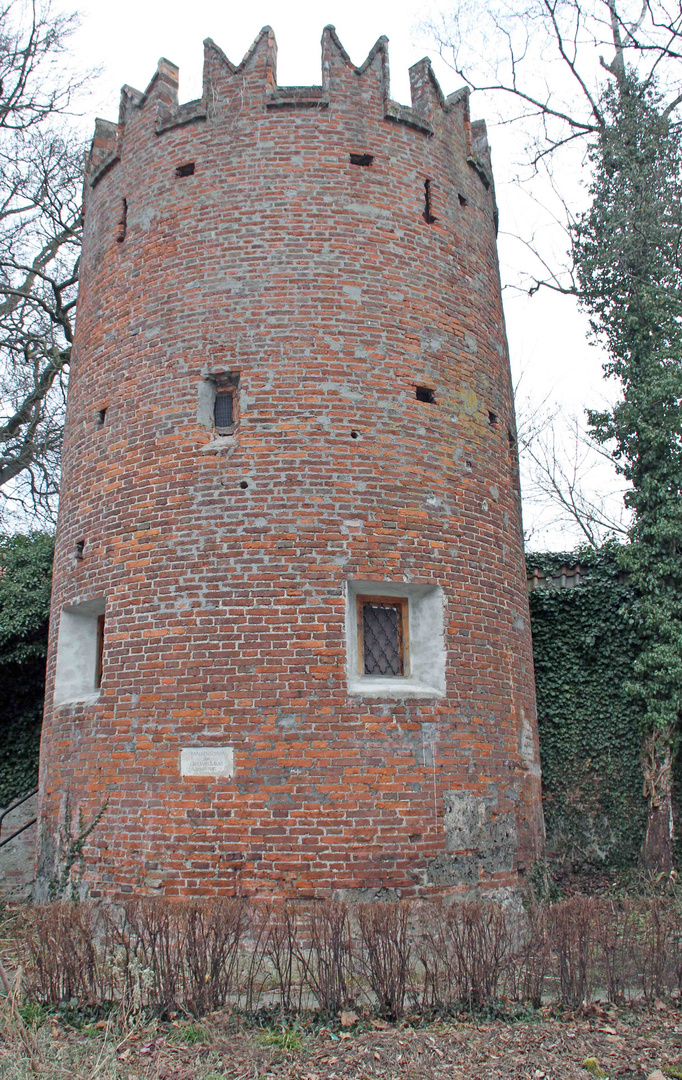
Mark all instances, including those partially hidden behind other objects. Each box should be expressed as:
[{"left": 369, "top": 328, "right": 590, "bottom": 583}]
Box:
[
  {"left": 14, "top": 891, "right": 682, "bottom": 1020},
  {"left": 507, "top": 902, "right": 551, "bottom": 1009},
  {"left": 20, "top": 902, "right": 103, "bottom": 1005},
  {"left": 592, "top": 899, "right": 641, "bottom": 1003},
  {"left": 102, "top": 898, "right": 247, "bottom": 1017},
  {"left": 242, "top": 901, "right": 301, "bottom": 1014},
  {"left": 261, "top": 903, "right": 300, "bottom": 1013},
  {"left": 103, "top": 899, "right": 180, "bottom": 1016},
  {"left": 182, "top": 899, "right": 247, "bottom": 1015},
  {"left": 296, "top": 900, "right": 353, "bottom": 1015},
  {"left": 357, "top": 901, "right": 412, "bottom": 1020},
  {"left": 419, "top": 901, "right": 510, "bottom": 1012},
  {"left": 639, "top": 896, "right": 677, "bottom": 1001},
  {"left": 549, "top": 896, "right": 597, "bottom": 1007}
]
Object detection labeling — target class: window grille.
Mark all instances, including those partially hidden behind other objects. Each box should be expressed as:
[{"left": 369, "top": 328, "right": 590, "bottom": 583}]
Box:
[
  {"left": 357, "top": 597, "right": 408, "bottom": 677},
  {"left": 214, "top": 390, "right": 234, "bottom": 429}
]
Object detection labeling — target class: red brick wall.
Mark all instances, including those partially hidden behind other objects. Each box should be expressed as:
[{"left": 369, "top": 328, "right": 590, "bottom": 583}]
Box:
[{"left": 36, "top": 27, "right": 544, "bottom": 900}]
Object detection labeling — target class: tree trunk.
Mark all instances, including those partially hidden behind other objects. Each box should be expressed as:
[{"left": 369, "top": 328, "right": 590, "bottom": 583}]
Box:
[{"left": 641, "top": 726, "right": 675, "bottom": 874}]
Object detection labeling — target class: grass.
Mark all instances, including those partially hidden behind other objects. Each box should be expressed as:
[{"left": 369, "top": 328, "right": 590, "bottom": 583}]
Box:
[
  {"left": 167, "top": 1019, "right": 210, "bottom": 1044},
  {"left": 256, "top": 1021, "right": 305, "bottom": 1051}
]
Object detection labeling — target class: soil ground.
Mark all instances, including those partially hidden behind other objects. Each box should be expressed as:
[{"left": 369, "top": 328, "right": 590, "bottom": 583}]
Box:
[{"left": 2, "top": 1003, "right": 682, "bottom": 1080}]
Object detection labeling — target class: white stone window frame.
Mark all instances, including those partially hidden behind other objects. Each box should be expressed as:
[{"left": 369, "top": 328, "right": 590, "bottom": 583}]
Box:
[
  {"left": 346, "top": 579, "right": 446, "bottom": 699},
  {"left": 53, "top": 597, "right": 106, "bottom": 707}
]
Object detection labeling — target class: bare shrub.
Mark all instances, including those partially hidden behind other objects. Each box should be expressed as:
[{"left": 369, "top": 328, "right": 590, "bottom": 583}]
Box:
[
  {"left": 549, "top": 897, "right": 596, "bottom": 1007},
  {"left": 507, "top": 902, "right": 551, "bottom": 1009},
  {"left": 21, "top": 902, "right": 102, "bottom": 1004},
  {"left": 296, "top": 901, "right": 353, "bottom": 1015},
  {"left": 639, "top": 896, "right": 676, "bottom": 1001},
  {"left": 262, "top": 903, "right": 300, "bottom": 1013},
  {"left": 100, "top": 898, "right": 248, "bottom": 1016},
  {"left": 182, "top": 899, "right": 247, "bottom": 1015},
  {"left": 243, "top": 902, "right": 300, "bottom": 1014},
  {"left": 16, "top": 892, "right": 682, "bottom": 1020},
  {"left": 357, "top": 901, "right": 412, "bottom": 1020},
  {"left": 419, "top": 901, "right": 509, "bottom": 1012},
  {"left": 418, "top": 901, "right": 457, "bottom": 1013},
  {"left": 593, "top": 899, "right": 641, "bottom": 1003},
  {"left": 104, "top": 899, "right": 180, "bottom": 1016}
]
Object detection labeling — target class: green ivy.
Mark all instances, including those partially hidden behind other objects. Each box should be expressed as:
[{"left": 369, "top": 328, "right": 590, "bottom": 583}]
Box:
[
  {"left": 527, "top": 543, "right": 647, "bottom": 868},
  {"left": 0, "top": 532, "right": 53, "bottom": 807}
]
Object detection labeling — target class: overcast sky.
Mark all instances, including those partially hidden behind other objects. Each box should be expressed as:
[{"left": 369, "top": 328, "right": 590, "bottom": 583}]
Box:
[{"left": 58, "top": 0, "right": 618, "bottom": 548}]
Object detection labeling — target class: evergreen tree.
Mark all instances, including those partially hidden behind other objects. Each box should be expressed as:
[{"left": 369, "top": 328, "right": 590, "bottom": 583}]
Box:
[{"left": 573, "top": 76, "right": 682, "bottom": 870}]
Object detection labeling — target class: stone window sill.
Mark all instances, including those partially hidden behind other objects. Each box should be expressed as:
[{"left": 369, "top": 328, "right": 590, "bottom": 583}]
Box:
[
  {"left": 348, "top": 676, "right": 445, "bottom": 699},
  {"left": 54, "top": 689, "right": 102, "bottom": 709}
]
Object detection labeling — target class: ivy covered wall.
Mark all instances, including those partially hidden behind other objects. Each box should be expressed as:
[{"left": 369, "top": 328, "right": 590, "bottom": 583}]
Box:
[
  {"left": 0, "top": 532, "right": 53, "bottom": 807},
  {"left": 527, "top": 544, "right": 650, "bottom": 868}
]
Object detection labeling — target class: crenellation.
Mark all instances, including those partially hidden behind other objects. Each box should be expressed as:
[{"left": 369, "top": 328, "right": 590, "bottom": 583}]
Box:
[
  {"left": 87, "top": 28, "right": 494, "bottom": 188},
  {"left": 409, "top": 57, "right": 445, "bottom": 116}
]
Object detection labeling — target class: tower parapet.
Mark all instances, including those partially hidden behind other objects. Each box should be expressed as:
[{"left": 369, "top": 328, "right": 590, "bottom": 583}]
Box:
[
  {"left": 37, "top": 27, "right": 543, "bottom": 901},
  {"left": 87, "top": 27, "right": 491, "bottom": 192}
]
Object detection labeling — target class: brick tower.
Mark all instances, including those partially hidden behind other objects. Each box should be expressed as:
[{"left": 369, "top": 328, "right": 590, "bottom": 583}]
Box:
[{"left": 36, "top": 27, "right": 544, "bottom": 900}]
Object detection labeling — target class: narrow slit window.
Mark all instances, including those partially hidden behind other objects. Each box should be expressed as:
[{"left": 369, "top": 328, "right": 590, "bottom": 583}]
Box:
[
  {"left": 97, "top": 408, "right": 107, "bottom": 425},
  {"left": 416, "top": 385, "right": 436, "bottom": 403},
  {"left": 214, "top": 389, "right": 234, "bottom": 430},
  {"left": 488, "top": 411, "right": 498, "bottom": 426},
  {"left": 94, "top": 614, "right": 105, "bottom": 689},
  {"left": 350, "top": 153, "right": 374, "bottom": 167},
  {"left": 423, "top": 179, "right": 436, "bottom": 224},
  {"left": 116, "top": 198, "right": 127, "bottom": 243},
  {"left": 175, "top": 162, "right": 195, "bottom": 177},
  {"left": 357, "top": 596, "right": 409, "bottom": 677}
]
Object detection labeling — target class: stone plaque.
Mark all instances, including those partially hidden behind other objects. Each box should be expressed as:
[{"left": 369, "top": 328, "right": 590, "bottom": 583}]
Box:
[{"left": 180, "top": 747, "right": 234, "bottom": 778}]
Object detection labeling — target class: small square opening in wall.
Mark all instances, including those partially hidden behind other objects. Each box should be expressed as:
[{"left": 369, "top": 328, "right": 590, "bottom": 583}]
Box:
[
  {"left": 346, "top": 580, "right": 445, "bottom": 698},
  {"left": 175, "top": 162, "right": 195, "bottom": 177},
  {"left": 54, "top": 597, "right": 106, "bottom": 706},
  {"left": 416, "top": 385, "right": 436, "bottom": 403}
]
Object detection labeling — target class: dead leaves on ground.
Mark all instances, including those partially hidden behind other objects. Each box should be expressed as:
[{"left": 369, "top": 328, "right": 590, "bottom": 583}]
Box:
[{"left": 2, "top": 1005, "right": 682, "bottom": 1079}]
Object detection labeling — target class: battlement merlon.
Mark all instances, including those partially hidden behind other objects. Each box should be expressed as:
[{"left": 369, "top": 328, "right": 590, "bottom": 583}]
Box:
[{"left": 86, "top": 26, "right": 493, "bottom": 188}]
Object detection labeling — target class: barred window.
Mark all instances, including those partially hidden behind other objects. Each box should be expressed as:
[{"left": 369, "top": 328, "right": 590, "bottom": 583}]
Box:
[
  {"left": 214, "top": 388, "right": 234, "bottom": 430},
  {"left": 356, "top": 596, "right": 409, "bottom": 677}
]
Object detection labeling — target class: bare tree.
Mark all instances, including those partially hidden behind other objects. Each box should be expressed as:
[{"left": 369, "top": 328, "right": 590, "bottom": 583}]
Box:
[
  {"left": 428, "top": 0, "right": 682, "bottom": 148},
  {"left": 426, "top": 0, "right": 682, "bottom": 291},
  {"left": 515, "top": 390, "right": 630, "bottom": 547},
  {"left": 0, "top": 1, "right": 86, "bottom": 527}
]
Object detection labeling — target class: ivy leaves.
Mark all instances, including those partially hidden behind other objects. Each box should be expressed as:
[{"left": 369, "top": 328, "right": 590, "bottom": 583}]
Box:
[{"left": 0, "top": 531, "right": 53, "bottom": 805}]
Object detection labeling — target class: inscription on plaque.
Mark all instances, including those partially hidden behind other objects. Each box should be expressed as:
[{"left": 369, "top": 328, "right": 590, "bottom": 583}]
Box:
[{"left": 180, "top": 747, "right": 234, "bottom": 778}]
